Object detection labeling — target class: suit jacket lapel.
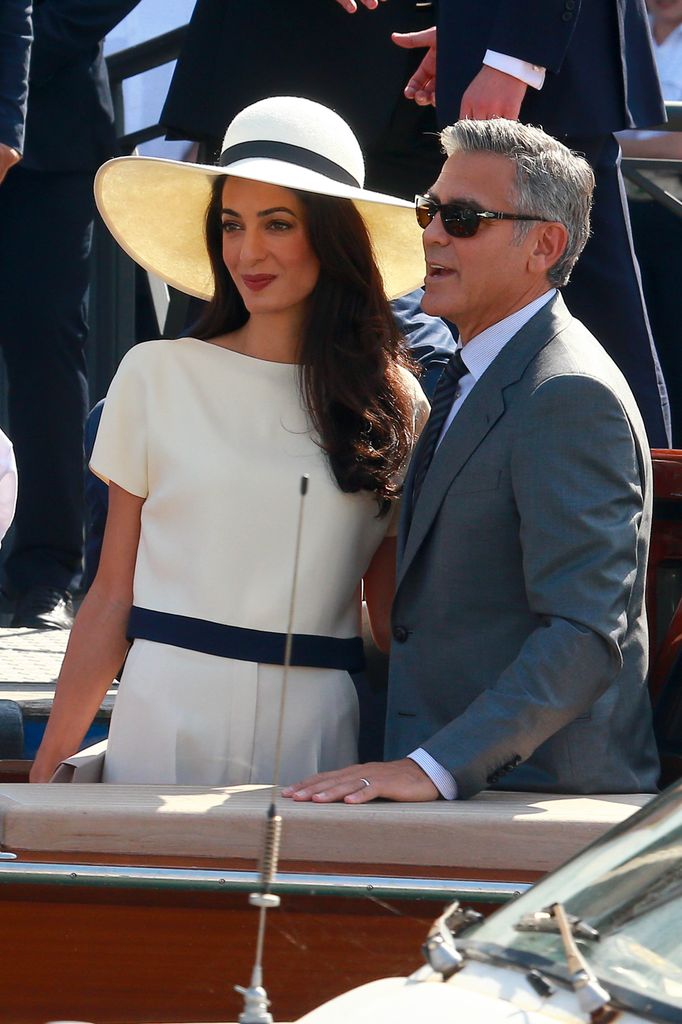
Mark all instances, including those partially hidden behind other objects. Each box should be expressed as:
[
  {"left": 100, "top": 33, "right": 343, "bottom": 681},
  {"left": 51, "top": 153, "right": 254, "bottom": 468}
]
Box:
[{"left": 397, "top": 293, "right": 572, "bottom": 586}]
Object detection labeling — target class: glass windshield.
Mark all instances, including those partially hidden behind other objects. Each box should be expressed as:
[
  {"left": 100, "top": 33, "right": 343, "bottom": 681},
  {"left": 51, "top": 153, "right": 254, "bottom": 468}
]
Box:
[{"left": 459, "top": 785, "right": 682, "bottom": 1015}]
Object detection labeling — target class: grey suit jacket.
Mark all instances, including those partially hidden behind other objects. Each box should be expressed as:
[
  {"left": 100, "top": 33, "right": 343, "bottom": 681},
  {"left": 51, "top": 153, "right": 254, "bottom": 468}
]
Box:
[{"left": 386, "top": 294, "right": 660, "bottom": 798}]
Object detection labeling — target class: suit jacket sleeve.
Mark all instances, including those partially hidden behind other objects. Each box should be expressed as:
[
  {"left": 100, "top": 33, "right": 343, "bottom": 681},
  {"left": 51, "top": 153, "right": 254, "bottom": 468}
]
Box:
[
  {"left": 423, "top": 372, "right": 649, "bottom": 797},
  {"left": 488, "top": 0, "right": 583, "bottom": 73},
  {"left": 29, "top": 0, "right": 140, "bottom": 86},
  {"left": 0, "top": 0, "right": 33, "bottom": 152}
]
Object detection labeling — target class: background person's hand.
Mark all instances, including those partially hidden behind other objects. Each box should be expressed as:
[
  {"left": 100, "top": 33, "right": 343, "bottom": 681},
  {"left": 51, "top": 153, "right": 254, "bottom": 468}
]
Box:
[
  {"left": 334, "top": 0, "right": 386, "bottom": 11},
  {"left": 0, "top": 144, "right": 20, "bottom": 186},
  {"left": 460, "top": 65, "right": 527, "bottom": 120},
  {"left": 282, "top": 757, "right": 440, "bottom": 803},
  {"left": 392, "top": 27, "right": 437, "bottom": 106}
]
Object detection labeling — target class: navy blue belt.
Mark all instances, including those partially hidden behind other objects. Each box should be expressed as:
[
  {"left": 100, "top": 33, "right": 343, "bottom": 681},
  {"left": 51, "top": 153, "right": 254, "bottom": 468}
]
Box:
[{"left": 127, "top": 606, "right": 365, "bottom": 673}]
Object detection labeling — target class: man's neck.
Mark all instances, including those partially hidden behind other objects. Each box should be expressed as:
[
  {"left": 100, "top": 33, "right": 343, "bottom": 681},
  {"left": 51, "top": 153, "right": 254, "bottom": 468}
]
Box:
[
  {"left": 653, "top": 19, "right": 682, "bottom": 46},
  {"left": 459, "top": 286, "right": 553, "bottom": 346}
]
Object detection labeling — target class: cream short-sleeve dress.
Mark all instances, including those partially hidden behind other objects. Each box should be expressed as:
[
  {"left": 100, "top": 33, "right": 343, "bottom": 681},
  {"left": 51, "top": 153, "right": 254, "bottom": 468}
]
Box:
[{"left": 90, "top": 337, "right": 428, "bottom": 786}]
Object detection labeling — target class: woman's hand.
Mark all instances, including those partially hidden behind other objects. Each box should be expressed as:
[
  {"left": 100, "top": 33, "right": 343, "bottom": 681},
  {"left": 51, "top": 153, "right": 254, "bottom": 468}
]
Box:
[
  {"left": 334, "top": 0, "right": 387, "bottom": 11},
  {"left": 29, "top": 750, "right": 68, "bottom": 783}
]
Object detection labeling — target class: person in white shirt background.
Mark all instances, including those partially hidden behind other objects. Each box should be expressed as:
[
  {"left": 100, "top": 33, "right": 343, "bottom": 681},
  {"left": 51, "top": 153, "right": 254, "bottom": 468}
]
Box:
[{"left": 0, "top": 430, "right": 17, "bottom": 549}]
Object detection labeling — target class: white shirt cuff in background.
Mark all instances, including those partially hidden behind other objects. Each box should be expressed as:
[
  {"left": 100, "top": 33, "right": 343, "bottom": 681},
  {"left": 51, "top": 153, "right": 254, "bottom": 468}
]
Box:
[
  {"left": 408, "top": 748, "right": 458, "bottom": 800},
  {"left": 483, "top": 50, "right": 546, "bottom": 90},
  {"left": 0, "top": 430, "right": 17, "bottom": 546}
]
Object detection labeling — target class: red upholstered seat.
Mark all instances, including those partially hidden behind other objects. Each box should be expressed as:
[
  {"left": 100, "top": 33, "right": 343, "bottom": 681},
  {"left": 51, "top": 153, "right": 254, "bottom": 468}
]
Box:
[{"left": 648, "top": 450, "right": 682, "bottom": 784}]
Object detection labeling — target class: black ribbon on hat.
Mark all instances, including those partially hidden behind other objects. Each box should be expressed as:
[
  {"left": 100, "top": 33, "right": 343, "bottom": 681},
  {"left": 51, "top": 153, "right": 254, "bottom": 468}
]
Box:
[{"left": 218, "top": 140, "right": 361, "bottom": 188}]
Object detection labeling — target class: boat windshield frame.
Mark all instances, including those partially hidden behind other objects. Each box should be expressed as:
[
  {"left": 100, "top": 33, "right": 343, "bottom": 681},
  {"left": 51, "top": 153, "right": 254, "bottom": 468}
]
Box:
[{"left": 454, "top": 781, "right": 682, "bottom": 1023}]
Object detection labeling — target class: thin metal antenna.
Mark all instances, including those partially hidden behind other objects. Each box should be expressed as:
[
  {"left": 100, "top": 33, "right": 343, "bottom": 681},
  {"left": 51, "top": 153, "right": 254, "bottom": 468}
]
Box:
[{"left": 235, "top": 474, "right": 309, "bottom": 1024}]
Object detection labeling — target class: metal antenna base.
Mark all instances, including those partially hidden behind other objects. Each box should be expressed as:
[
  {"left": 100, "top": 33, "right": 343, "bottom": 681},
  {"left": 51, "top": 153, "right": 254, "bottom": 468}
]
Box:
[
  {"left": 250, "top": 892, "right": 281, "bottom": 910},
  {"left": 235, "top": 976, "right": 273, "bottom": 1024}
]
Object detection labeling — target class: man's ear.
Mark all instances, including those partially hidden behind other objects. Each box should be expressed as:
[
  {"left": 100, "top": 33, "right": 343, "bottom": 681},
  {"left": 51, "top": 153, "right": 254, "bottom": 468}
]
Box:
[{"left": 527, "top": 222, "right": 568, "bottom": 276}]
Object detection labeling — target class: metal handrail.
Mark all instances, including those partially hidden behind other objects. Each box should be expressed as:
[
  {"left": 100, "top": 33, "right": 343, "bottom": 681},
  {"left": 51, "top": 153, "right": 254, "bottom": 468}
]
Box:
[
  {"left": 105, "top": 24, "right": 187, "bottom": 84},
  {"left": 655, "top": 100, "right": 682, "bottom": 133},
  {"left": 0, "top": 859, "right": 528, "bottom": 904},
  {"left": 621, "top": 102, "right": 682, "bottom": 219}
]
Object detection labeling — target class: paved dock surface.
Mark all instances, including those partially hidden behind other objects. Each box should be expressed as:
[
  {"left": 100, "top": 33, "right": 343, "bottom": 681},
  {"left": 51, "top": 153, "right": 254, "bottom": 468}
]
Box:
[
  {"left": 0, "top": 627, "right": 114, "bottom": 758},
  {"left": 0, "top": 627, "right": 114, "bottom": 707}
]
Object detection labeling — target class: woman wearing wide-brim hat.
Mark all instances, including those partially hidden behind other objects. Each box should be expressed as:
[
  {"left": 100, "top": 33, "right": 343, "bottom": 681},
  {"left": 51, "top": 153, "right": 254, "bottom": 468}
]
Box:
[{"left": 30, "top": 96, "right": 429, "bottom": 786}]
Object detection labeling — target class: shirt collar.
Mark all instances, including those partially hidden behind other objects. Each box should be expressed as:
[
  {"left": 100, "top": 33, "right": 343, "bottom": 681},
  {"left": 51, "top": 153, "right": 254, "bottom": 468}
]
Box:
[{"left": 457, "top": 289, "right": 556, "bottom": 381}]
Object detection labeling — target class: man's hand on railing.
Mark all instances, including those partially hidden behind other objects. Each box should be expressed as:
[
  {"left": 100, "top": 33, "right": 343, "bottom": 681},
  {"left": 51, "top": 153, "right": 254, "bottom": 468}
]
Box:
[{"left": 0, "top": 144, "right": 20, "bottom": 187}]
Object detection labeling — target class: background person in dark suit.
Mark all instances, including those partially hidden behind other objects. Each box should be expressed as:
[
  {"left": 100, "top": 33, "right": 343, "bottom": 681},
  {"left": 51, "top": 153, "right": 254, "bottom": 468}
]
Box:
[
  {"left": 0, "top": 0, "right": 32, "bottom": 185},
  {"left": 0, "top": 0, "right": 139, "bottom": 628},
  {"left": 339, "top": 0, "right": 672, "bottom": 449},
  {"left": 161, "top": 0, "right": 443, "bottom": 200},
  {"left": 284, "top": 119, "right": 659, "bottom": 804}
]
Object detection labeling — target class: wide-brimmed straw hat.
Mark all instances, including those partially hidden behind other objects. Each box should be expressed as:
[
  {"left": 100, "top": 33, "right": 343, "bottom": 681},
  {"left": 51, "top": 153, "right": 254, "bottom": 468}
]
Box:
[{"left": 94, "top": 95, "right": 426, "bottom": 301}]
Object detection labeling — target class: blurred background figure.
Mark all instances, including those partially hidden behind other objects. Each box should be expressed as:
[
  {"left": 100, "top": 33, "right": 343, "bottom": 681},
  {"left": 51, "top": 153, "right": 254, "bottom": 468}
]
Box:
[
  {"left": 161, "top": 0, "right": 443, "bottom": 199},
  {"left": 354, "top": 0, "right": 672, "bottom": 448},
  {"left": 0, "top": 430, "right": 17, "bottom": 549},
  {"left": 0, "top": 0, "right": 32, "bottom": 186},
  {"left": 0, "top": 0, "right": 30, "bottom": 547},
  {"left": 0, "top": 0, "right": 140, "bottom": 629},
  {"left": 619, "top": 0, "right": 682, "bottom": 444}
]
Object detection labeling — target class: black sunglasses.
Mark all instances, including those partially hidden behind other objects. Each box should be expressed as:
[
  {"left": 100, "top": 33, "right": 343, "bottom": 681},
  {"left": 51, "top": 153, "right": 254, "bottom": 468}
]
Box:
[{"left": 415, "top": 194, "right": 550, "bottom": 238}]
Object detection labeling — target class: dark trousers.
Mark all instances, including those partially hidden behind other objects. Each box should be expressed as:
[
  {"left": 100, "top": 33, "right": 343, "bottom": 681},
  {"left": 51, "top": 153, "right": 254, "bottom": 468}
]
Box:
[
  {"left": 561, "top": 135, "right": 671, "bottom": 448},
  {"left": 0, "top": 167, "right": 92, "bottom": 593},
  {"left": 628, "top": 196, "right": 682, "bottom": 447}
]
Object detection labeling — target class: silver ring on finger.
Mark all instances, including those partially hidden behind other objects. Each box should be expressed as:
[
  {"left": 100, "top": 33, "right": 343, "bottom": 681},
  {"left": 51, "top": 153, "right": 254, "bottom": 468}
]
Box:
[{"left": 359, "top": 777, "right": 371, "bottom": 788}]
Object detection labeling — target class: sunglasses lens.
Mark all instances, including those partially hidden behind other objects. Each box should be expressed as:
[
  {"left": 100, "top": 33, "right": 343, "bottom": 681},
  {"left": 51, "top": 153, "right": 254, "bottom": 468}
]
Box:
[
  {"left": 442, "top": 206, "right": 479, "bottom": 238},
  {"left": 415, "top": 203, "right": 434, "bottom": 229},
  {"left": 414, "top": 198, "right": 481, "bottom": 237}
]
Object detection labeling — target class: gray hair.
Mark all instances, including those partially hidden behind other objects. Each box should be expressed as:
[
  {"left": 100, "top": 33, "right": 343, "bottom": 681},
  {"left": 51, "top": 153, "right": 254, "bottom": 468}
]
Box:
[{"left": 439, "top": 119, "right": 594, "bottom": 287}]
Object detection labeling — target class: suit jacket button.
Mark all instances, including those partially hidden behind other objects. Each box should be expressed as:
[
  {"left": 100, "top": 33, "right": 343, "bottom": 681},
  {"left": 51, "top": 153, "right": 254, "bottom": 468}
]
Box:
[
  {"left": 562, "top": 10, "right": 573, "bottom": 20},
  {"left": 393, "top": 625, "right": 409, "bottom": 643},
  {"left": 565, "top": 0, "right": 576, "bottom": 8}
]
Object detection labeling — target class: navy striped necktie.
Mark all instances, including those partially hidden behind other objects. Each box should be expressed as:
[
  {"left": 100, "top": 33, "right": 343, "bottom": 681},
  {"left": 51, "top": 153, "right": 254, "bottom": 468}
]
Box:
[{"left": 412, "top": 349, "right": 469, "bottom": 507}]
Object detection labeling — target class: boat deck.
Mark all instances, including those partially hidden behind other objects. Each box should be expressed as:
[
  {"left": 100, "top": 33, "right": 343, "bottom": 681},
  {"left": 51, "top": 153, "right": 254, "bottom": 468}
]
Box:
[{"left": 0, "top": 781, "right": 652, "bottom": 875}]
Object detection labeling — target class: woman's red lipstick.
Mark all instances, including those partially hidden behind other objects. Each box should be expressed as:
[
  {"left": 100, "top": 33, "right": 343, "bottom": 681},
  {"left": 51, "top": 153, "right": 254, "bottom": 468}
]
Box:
[{"left": 242, "top": 274, "right": 276, "bottom": 291}]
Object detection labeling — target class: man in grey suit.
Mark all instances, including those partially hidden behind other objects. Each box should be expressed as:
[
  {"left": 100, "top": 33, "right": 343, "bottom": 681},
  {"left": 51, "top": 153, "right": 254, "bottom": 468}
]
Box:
[{"left": 284, "top": 118, "right": 660, "bottom": 804}]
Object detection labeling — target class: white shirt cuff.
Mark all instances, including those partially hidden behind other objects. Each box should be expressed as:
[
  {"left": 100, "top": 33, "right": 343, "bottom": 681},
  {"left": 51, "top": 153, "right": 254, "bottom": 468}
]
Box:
[
  {"left": 483, "top": 50, "right": 546, "bottom": 90},
  {"left": 408, "top": 748, "right": 458, "bottom": 800}
]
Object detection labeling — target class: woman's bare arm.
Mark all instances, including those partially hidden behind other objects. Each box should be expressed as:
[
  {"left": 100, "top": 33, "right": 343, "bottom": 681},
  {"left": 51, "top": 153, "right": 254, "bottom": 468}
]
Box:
[
  {"left": 363, "top": 535, "right": 397, "bottom": 653},
  {"left": 29, "top": 483, "right": 144, "bottom": 782}
]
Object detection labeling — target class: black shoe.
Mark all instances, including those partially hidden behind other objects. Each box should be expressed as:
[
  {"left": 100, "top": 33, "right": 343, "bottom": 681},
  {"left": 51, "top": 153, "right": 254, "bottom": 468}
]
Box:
[
  {"left": 11, "top": 586, "right": 74, "bottom": 630},
  {"left": 0, "top": 582, "right": 17, "bottom": 613}
]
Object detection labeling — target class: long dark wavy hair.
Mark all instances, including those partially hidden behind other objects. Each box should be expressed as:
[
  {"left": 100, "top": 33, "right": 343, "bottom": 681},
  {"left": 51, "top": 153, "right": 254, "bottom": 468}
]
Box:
[{"left": 193, "top": 175, "right": 419, "bottom": 514}]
